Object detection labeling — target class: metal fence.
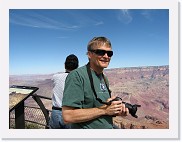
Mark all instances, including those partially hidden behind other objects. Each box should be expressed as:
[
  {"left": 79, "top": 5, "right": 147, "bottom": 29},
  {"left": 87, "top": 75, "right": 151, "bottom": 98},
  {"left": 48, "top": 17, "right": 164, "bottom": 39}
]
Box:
[{"left": 9, "top": 94, "right": 52, "bottom": 129}]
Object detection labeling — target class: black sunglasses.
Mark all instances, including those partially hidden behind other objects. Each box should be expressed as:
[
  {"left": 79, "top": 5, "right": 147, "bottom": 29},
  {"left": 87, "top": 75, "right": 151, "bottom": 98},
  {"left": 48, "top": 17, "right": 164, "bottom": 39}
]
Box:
[{"left": 89, "top": 49, "right": 113, "bottom": 57}]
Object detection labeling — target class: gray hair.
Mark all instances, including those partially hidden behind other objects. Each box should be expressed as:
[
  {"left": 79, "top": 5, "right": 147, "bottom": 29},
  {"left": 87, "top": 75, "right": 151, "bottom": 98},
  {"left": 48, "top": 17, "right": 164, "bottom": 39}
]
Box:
[{"left": 87, "top": 37, "right": 112, "bottom": 51}]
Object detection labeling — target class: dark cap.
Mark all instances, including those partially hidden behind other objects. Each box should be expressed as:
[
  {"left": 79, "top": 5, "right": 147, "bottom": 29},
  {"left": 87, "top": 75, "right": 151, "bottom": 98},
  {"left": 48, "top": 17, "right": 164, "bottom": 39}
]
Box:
[{"left": 65, "top": 54, "right": 79, "bottom": 71}]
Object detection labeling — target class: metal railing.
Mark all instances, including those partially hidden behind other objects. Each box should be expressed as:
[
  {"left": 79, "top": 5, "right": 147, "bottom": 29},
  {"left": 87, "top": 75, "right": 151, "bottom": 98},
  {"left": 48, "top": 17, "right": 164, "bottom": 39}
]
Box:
[{"left": 9, "top": 94, "right": 52, "bottom": 129}]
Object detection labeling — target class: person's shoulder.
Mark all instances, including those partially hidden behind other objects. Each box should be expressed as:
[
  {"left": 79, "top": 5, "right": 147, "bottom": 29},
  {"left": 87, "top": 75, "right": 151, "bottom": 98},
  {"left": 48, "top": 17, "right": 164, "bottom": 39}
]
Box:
[
  {"left": 68, "top": 65, "right": 87, "bottom": 76},
  {"left": 71, "top": 65, "right": 86, "bottom": 72},
  {"left": 52, "top": 72, "right": 68, "bottom": 78}
]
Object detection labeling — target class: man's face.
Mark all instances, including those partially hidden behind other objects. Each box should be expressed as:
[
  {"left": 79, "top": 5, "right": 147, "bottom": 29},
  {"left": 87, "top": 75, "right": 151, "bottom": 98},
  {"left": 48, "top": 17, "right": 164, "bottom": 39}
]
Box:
[{"left": 88, "top": 45, "right": 113, "bottom": 71}]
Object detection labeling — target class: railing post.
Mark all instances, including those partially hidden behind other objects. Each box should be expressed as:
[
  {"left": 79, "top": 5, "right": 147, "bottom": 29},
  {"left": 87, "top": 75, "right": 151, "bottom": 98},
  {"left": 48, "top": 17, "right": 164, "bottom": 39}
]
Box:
[
  {"left": 32, "top": 94, "right": 50, "bottom": 128},
  {"left": 15, "top": 101, "right": 25, "bottom": 129}
]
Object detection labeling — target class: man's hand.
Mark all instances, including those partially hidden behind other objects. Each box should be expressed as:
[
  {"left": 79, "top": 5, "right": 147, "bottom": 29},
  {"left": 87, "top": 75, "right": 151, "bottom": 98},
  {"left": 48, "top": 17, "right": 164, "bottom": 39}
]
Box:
[{"left": 101, "top": 96, "right": 129, "bottom": 116}]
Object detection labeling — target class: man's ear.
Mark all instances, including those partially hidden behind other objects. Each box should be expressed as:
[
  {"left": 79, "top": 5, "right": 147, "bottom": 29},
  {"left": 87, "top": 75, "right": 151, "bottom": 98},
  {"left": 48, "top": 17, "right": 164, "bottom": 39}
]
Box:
[{"left": 87, "top": 51, "right": 92, "bottom": 59}]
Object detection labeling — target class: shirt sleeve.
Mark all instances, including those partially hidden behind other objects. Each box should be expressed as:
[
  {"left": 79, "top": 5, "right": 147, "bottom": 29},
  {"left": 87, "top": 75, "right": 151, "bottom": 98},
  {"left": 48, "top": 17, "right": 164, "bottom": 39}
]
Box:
[{"left": 62, "top": 71, "right": 84, "bottom": 108}]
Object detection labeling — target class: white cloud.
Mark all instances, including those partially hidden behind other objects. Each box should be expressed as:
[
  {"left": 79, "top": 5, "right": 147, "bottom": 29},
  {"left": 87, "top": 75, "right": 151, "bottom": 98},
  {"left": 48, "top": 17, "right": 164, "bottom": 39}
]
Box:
[
  {"left": 117, "top": 9, "right": 132, "bottom": 24},
  {"left": 10, "top": 11, "right": 80, "bottom": 31},
  {"left": 10, "top": 10, "right": 103, "bottom": 30},
  {"left": 94, "top": 21, "right": 104, "bottom": 26},
  {"left": 141, "top": 10, "right": 153, "bottom": 21}
]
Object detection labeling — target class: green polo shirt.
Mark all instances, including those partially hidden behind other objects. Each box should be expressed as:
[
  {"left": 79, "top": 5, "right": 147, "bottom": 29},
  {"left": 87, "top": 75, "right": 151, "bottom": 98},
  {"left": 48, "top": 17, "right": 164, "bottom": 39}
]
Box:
[{"left": 62, "top": 65, "right": 113, "bottom": 129}]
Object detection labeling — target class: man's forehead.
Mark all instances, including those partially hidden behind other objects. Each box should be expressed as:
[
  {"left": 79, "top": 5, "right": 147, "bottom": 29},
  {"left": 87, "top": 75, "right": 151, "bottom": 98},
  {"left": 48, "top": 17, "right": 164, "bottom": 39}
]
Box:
[{"left": 94, "top": 45, "right": 112, "bottom": 50}]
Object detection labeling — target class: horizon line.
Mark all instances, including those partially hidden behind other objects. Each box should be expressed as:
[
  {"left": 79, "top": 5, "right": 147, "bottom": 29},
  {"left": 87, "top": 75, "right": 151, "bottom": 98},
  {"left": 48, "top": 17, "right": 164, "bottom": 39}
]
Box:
[{"left": 10, "top": 64, "right": 169, "bottom": 76}]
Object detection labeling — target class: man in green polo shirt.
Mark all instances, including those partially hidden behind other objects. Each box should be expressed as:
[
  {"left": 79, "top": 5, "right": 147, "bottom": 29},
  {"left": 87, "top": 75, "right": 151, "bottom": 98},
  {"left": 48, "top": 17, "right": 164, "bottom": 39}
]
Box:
[{"left": 62, "top": 37, "right": 129, "bottom": 129}]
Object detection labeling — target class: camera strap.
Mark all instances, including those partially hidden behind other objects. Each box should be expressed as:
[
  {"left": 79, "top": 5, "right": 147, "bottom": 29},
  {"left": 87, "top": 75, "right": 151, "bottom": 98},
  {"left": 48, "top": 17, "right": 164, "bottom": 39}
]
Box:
[{"left": 86, "top": 62, "right": 111, "bottom": 105}]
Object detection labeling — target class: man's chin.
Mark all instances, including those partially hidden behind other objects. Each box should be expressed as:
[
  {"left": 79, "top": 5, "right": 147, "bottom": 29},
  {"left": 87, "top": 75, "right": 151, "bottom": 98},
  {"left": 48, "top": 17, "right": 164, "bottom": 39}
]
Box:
[{"left": 100, "top": 63, "right": 109, "bottom": 68}]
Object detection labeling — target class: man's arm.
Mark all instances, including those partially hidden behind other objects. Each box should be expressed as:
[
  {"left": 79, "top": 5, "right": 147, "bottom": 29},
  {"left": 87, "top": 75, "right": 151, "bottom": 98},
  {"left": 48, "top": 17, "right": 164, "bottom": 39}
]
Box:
[
  {"left": 62, "top": 106, "right": 106, "bottom": 124},
  {"left": 62, "top": 100, "right": 129, "bottom": 124}
]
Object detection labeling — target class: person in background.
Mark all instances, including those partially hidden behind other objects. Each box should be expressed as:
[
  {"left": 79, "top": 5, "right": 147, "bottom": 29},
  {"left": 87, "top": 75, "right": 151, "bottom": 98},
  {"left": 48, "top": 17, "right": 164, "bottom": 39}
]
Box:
[
  {"left": 49, "top": 54, "right": 79, "bottom": 129},
  {"left": 62, "top": 37, "right": 129, "bottom": 129}
]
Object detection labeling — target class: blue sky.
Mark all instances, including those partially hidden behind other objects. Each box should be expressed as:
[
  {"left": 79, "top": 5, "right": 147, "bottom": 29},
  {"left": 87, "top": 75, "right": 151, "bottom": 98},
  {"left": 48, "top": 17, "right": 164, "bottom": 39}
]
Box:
[{"left": 9, "top": 9, "right": 169, "bottom": 75}]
